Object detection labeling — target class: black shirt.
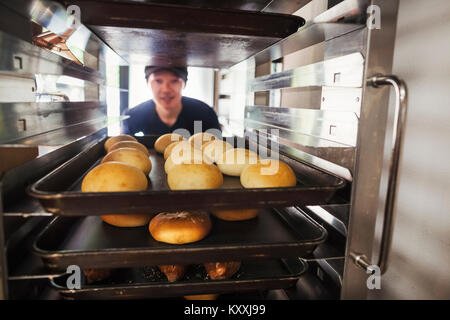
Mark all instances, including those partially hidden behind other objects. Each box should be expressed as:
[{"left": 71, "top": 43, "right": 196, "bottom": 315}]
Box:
[{"left": 122, "top": 97, "right": 221, "bottom": 136}]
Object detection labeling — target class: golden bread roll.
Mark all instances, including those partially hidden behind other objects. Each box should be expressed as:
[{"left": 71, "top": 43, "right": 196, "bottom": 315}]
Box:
[
  {"left": 202, "top": 140, "right": 233, "bottom": 163},
  {"left": 108, "top": 140, "right": 149, "bottom": 156},
  {"left": 188, "top": 132, "right": 218, "bottom": 149},
  {"left": 101, "top": 147, "right": 152, "bottom": 175},
  {"left": 164, "top": 147, "right": 213, "bottom": 174},
  {"left": 157, "top": 264, "right": 187, "bottom": 282},
  {"left": 149, "top": 211, "right": 212, "bottom": 244},
  {"left": 204, "top": 261, "right": 241, "bottom": 280},
  {"left": 217, "top": 148, "right": 259, "bottom": 176},
  {"left": 81, "top": 161, "right": 148, "bottom": 192},
  {"left": 210, "top": 208, "right": 260, "bottom": 221},
  {"left": 167, "top": 163, "right": 223, "bottom": 190},
  {"left": 100, "top": 214, "right": 152, "bottom": 227},
  {"left": 154, "top": 133, "right": 184, "bottom": 154},
  {"left": 104, "top": 134, "right": 137, "bottom": 152},
  {"left": 184, "top": 294, "right": 220, "bottom": 300},
  {"left": 81, "top": 162, "right": 150, "bottom": 227},
  {"left": 164, "top": 140, "right": 190, "bottom": 160},
  {"left": 240, "top": 159, "right": 297, "bottom": 188}
]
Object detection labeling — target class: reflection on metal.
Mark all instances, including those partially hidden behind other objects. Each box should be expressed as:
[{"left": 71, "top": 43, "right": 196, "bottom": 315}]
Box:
[
  {"left": 252, "top": 23, "right": 365, "bottom": 65},
  {"left": 249, "top": 52, "right": 364, "bottom": 92},
  {"left": 313, "top": 0, "right": 369, "bottom": 24},
  {"left": 244, "top": 106, "right": 357, "bottom": 180},
  {"left": 306, "top": 204, "right": 350, "bottom": 237},
  {"left": 28, "top": 0, "right": 127, "bottom": 69},
  {"left": 0, "top": 30, "right": 104, "bottom": 85},
  {"left": 245, "top": 106, "right": 358, "bottom": 146},
  {"left": 32, "top": 23, "right": 82, "bottom": 65},
  {"left": 0, "top": 101, "right": 106, "bottom": 144}
]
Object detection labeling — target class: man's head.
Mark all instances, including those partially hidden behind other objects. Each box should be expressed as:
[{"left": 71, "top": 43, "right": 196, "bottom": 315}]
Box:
[{"left": 145, "top": 66, "right": 188, "bottom": 111}]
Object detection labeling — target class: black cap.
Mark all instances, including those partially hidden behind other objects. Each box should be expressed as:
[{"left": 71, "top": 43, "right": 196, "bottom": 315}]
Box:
[{"left": 145, "top": 66, "right": 188, "bottom": 82}]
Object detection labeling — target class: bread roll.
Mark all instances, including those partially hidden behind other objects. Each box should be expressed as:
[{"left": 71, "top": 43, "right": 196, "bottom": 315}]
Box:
[
  {"left": 240, "top": 159, "right": 297, "bottom": 188},
  {"left": 164, "top": 140, "right": 190, "bottom": 160},
  {"left": 188, "top": 132, "right": 217, "bottom": 149},
  {"left": 154, "top": 133, "right": 184, "bottom": 154},
  {"left": 81, "top": 161, "right": 148, "bottom": 192},
  {"left": 157, "top": 264, "right": 187, "bottom": 282},
  {"left": 204, "top": 261, "right": 241, "bottom": 280},
  {"left": 101, "top": 147, "right": 152, "bottom": 175},
  {"left": 164, "top": 147, "right": 212, "bottom": 174},
  {"left": 108, "top": 140, "right": 149, "bottom": 156},
  {"left": 217, "top": 148, "right": 259, "bottom": 176},
  {"left": 104, "top": 134, "right": 137, "bottom": 152},
  {"left": 210, "top": 208, "right": 260, "bottom": 221},
  {"left": 81, "top": 162, "right": 150, "bottom": 227},
  {"left": 167, "top": 163, "right": 223, "bottom": 190},
  {"left": 202, "top": 140, "right": 233, "bottom": 163},
  {"left": 100, "top": 214, "right": 151, "bottom": 227},
  {"left": 149, "top": 211, "right": 211, "bottom": 244}
]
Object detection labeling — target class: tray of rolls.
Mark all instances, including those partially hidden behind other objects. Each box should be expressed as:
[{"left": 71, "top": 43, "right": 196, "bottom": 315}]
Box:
[
  {"left": 28, "top": 133, "right": 345, "bottom": 216},
  {"left": 49, "top": 258, "right": 307, "bottom": 300},
  {"left": 32, "top": 206, "right": 326, "bottom": 269}
]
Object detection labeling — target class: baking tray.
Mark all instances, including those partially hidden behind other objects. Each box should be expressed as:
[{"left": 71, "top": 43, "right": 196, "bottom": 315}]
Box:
[
  {"left": 28, "top": 135, "right": 346, "bottom": 215},
  {"left": 49, "top": 258, "right": 307, "bottom": 300},
  {"left": 33, "top": 207, "right": 327, "bottom": 269}
]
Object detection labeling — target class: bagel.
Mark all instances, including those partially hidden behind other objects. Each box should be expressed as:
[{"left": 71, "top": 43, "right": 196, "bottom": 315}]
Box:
[{"left": 149, "top": 211, "right": 211, "bottom": 244}]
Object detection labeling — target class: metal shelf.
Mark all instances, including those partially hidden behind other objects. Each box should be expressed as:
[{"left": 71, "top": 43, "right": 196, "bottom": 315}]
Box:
[
  {"left": 248, "top": 52, "right": 364, "bottom": 91},
  {"left": 252, "top": 22, "right": 365, "bottom": 65}
]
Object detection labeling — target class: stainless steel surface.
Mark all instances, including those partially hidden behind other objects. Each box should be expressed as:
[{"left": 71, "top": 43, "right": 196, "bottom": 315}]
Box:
[
  {"left": 252, "top": 23, "right": 365, "bottom": 65},
  {"left": 244, "top": 106, "right": 357, "bottom": 179},
  {"left": 249, "top": 52, "right": 364, "bottom": 91},
  {"left": 0, "top": 191, "right": 7, "bottom": 299},
  {"left": 0, "top": 102, "right": 106, "bottom": 144},
  {"left": 306, "top": 204, "right": 349, "bottom": 237},
  {"left": 0, "top": 30, "right": 104, "bottom": 85},
  {"left": 313, "top": 0, "right": 369, "bottom": 24},
  {"left": 350, "top": 75, "right": 407, "bottom": 275},
  {"left": 341, "top": 0, "right": 400, "bottom": 300}
]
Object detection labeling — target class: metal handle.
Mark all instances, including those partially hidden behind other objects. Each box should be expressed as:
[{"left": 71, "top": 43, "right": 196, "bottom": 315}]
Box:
[{"left": 353, "top": 75, "right": 408, "bottom": 275}]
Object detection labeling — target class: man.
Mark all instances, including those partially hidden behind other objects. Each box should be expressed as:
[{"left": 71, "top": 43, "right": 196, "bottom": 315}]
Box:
[{"left": 122, "top": 66, "right": 221, "bottom": 136}]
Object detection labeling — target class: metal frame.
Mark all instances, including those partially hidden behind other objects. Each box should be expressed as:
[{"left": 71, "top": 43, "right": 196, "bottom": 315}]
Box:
[{"left": 341, "top": 0, "right": 400, "bottom": 299}]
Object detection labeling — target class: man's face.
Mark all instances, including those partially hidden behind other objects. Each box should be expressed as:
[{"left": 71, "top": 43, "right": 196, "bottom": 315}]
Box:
[{"left": 148, "top": 71, "right": 185, "bottom": 110}]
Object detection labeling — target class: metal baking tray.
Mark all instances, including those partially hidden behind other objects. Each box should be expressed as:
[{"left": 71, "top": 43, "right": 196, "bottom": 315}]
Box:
[
  {"left": 33, "top": 207, "right": 326, "bottom": 269},
  {"left": 28, "top": 135, "right": 346, "bottom": 215},
  {"left": 49, "top": 258, "right": 307, "bottom": 300}
]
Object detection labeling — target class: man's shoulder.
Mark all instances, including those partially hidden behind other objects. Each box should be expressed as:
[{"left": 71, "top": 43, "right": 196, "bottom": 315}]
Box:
[{"left": 126, "top": 99, "right": 154, "bottom": 115}]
